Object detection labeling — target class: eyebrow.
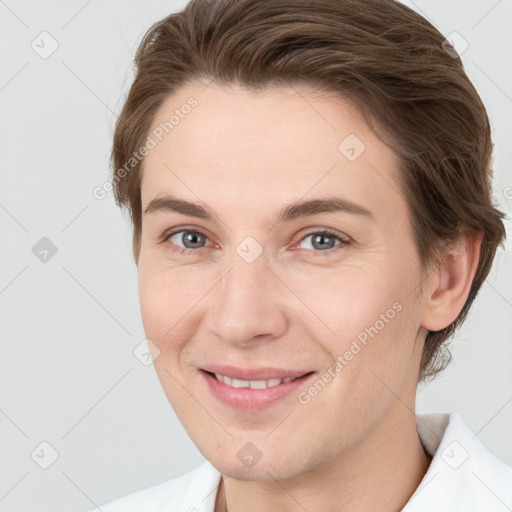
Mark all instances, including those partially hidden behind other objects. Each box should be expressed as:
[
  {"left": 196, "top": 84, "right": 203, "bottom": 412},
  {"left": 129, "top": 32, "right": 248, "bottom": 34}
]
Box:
[{"left": 143, "top": 194, "right": 375, "bottom": 223}]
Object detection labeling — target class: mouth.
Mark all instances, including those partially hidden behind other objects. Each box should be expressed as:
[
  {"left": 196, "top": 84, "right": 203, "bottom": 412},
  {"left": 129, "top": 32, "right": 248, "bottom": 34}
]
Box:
[
  {"left": 203, "top": 370, "right": 313, "bottom": 389},
  {"left": 200, "top": 363, "right": 314, "bottom": 381},
  {"left": 199, "top": 366, "right": 317, "bottom": 412}
]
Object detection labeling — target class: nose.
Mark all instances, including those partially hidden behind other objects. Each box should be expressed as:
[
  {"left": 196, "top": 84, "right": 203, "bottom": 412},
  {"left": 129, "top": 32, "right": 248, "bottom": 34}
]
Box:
[{"left": 206, "top": 252, "right": 288, "bottom": 348}]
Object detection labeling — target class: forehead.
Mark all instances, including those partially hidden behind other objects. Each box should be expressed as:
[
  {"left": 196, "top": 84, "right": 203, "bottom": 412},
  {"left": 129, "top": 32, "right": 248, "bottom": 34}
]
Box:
[{"left": 140, "top": 81, "right": 404, "bottom": 226}]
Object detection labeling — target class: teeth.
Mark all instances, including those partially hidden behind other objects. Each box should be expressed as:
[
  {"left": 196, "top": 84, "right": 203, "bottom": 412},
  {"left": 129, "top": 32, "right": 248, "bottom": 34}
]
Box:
[{"left": 213, "top": 372, "right": 298, "bottom": 388}]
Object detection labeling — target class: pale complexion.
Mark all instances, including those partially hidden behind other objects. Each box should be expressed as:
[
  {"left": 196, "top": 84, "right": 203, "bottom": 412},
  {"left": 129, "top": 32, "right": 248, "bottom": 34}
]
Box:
[{"left": 137, "top": 81, "right": 481, "bottom": 512}]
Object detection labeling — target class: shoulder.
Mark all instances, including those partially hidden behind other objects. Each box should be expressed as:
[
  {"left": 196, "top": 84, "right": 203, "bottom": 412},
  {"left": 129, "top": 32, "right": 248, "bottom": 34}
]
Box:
[
  {"left": 404, "top": 411, "right": 512, "bottom": 511},
  {"left": 84, "top": 460, "right": 222, "bottom": 512}
]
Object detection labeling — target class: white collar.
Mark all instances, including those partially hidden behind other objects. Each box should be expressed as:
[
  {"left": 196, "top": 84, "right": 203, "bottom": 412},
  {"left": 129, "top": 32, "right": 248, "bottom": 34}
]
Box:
[{"left": 403, "top": 412, "right": 512, "bottom": 511}]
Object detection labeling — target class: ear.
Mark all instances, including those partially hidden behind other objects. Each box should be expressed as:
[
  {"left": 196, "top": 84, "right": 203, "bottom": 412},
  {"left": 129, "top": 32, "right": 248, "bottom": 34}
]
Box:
[{"left": 420, "top": 229, "right": 484, "bottom": 332}]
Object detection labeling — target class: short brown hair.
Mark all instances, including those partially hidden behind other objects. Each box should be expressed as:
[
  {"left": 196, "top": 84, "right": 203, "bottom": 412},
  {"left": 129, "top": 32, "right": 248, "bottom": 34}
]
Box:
[{"left": 111, "top": 0, "right": 506, "bottom": 382}]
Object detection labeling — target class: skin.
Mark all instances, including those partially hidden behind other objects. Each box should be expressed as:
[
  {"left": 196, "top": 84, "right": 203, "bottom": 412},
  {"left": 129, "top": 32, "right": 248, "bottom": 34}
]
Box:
[{"left": 137, "top": 81, "right": 482, "bottom": 512}]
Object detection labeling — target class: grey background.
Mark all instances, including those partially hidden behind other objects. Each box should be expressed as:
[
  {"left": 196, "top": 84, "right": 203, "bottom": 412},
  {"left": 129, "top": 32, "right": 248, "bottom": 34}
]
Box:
[{"left": 0, "top": 1, "right": 510, "bottom": 511}]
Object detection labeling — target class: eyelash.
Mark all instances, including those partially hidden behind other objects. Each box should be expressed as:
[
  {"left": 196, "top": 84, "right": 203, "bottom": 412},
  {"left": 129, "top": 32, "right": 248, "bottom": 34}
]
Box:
[{"left": 159, "top": 227, "right": 350, "bottom": 258}]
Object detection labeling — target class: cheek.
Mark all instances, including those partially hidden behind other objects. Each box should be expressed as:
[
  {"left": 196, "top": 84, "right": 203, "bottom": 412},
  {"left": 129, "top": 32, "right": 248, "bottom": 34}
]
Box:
[
  {"left": 138, "top": 265, "right": 207, "bottom": 338},
  {"left": 137, "top": 268, "right": 204, "bottom": 409},
  {"left": 287, "top": 262, "right": 400, "bottom": 338},
  {"left": 300, "top": 264, "right": 417, "bottom": 390}
]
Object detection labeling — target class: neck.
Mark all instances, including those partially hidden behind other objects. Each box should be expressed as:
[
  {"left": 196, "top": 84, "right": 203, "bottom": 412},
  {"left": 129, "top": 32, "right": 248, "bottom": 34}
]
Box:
[{"left": 214, "top": 403, "right": 432, "bottom": 512}]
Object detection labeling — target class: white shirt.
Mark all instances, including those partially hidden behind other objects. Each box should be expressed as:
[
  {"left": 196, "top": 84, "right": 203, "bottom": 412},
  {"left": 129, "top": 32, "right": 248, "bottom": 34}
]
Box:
[{"left": 86, "top": 412, "right": 512, "bottom": 511}]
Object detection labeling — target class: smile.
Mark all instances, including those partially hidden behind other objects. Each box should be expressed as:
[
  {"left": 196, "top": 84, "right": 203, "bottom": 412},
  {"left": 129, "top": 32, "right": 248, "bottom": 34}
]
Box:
[
  {"left": 210, "top": 372, "right": 299, "bottom": 388},
  {"left": 200, "top": 367, "right": 316, "bottom": 412}
]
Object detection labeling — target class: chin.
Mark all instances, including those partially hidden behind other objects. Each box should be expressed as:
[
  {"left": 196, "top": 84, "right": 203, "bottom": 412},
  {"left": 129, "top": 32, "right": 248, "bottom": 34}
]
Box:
[{"left": 208, "top": 451, "right": 306, "bottom": 481}]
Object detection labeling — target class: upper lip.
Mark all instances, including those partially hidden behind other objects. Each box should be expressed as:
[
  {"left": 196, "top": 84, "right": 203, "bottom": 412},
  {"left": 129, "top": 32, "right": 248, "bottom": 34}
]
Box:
[{"left": 201, "top": 364, "right": 313, "bottom": 381}]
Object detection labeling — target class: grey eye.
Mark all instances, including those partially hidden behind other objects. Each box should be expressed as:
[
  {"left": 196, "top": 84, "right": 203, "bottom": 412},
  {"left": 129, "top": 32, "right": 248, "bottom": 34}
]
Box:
[
  {"left": 169, "top": 230, "right": 208, "bottom": 249},
  {"left": 299, "top": 232, "right": 342, "bottom": 251}
]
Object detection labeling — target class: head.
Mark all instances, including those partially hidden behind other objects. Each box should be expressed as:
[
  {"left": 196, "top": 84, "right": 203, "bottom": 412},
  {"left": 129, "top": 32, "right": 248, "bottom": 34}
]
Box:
[{"left": 110, "top": 0, "right": 506, "bottom": 480}]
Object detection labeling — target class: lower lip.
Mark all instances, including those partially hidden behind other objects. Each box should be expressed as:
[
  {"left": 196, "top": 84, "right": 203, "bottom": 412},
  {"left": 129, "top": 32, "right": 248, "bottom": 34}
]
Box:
[{"left": 200, "top": 370, "right": 315, "bottom": 412}]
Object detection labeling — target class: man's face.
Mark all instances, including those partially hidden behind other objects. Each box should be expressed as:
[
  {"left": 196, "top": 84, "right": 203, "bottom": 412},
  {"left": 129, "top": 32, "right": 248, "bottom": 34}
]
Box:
[{"left": 138, "top": 81, "right": 429, "bottom": 480}]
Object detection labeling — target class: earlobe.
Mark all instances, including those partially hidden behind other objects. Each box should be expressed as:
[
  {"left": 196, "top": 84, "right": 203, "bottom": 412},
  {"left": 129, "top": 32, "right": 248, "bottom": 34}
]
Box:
[{"left": 420, "top": 229, "right": 483, "bottom": 332}]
